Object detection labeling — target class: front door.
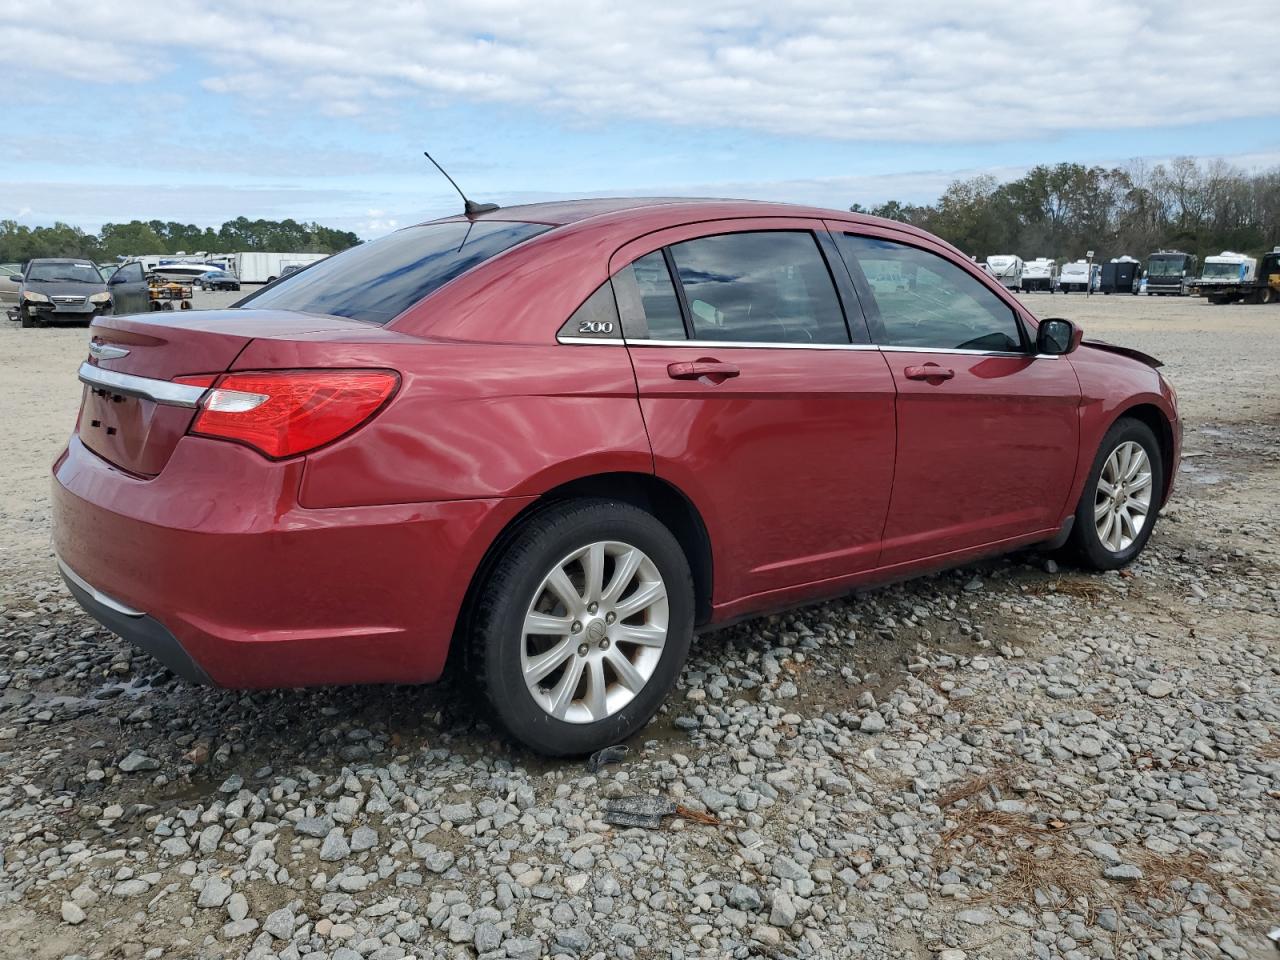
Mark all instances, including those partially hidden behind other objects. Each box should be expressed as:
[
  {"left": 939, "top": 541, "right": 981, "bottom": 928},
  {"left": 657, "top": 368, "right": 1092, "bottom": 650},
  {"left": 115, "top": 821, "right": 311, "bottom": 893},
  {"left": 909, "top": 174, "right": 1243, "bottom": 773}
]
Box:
[
  {"left": 108, "top": 261, "right": 149, "bottom": 315},
  {"left": 829, "top": 227, "right": 1081, "bottom": 567},
  {"left": 614, "top": 221, "right": 898, "bottom": 610}
]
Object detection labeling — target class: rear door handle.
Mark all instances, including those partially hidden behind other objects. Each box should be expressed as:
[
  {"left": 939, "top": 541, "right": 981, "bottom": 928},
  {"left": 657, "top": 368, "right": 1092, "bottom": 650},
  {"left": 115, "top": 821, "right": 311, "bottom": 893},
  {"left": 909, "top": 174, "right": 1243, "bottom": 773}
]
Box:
[
  {"left": 667, "top": 359, "right": 740, "bottom": 383},
  {"left": 904, "top": 364, "right": 955, "bottom": 382}
]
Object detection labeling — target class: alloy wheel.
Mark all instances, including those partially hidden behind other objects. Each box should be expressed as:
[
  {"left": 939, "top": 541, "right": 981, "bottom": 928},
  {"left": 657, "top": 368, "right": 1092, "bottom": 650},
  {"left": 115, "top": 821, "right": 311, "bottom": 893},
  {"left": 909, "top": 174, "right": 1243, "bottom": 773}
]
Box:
[
  {"left": 520, "top": 540, "right": 668, "bottom": 724},
  {"left": 1094, "top": 441, "right": 1153, "bottom": 553}
]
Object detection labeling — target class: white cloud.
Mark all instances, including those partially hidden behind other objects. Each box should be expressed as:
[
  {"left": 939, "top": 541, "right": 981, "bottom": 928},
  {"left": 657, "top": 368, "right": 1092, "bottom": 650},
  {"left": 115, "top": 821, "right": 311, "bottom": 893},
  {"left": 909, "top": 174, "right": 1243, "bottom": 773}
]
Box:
[{"left": 9, "top": 0, "right": 1279, "bottom": 142}]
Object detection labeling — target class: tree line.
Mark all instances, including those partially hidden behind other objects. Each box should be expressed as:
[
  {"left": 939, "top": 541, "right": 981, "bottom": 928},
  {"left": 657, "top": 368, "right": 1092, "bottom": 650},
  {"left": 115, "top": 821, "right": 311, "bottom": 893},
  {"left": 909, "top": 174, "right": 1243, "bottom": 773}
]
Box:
[
  {"left": 0, "top": 217, "right": 361, "bottom": 264},
  {"left": 852, "top": 157, "right": 1280, "bottom": 263}
]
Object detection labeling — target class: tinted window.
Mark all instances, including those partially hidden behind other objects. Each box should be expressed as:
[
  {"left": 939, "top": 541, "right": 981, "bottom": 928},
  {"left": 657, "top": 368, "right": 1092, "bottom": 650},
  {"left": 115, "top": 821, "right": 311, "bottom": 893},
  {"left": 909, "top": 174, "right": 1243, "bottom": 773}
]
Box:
[
  {"left": 240, "top": 221, "right": 550, "bottom": 324},
  {"left": 837, "top": 235, "right": 1024, "bottom": 352},
  {"left": 114, "top": 262, "right": 144, "bottom": 283},
  {"left": 668, "top": 232, "right": 848, "bottom": 344},
  {"left": 612, "top": 250, "right": 686, "bottom": 340}
]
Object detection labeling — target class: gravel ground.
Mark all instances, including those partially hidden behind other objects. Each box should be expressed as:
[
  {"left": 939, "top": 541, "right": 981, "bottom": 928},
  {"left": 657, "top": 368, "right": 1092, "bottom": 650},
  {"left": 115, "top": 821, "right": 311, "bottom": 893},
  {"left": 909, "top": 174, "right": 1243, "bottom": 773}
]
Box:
[{"left": 0, "top": 291, "right": 1277, "bottom": 960}]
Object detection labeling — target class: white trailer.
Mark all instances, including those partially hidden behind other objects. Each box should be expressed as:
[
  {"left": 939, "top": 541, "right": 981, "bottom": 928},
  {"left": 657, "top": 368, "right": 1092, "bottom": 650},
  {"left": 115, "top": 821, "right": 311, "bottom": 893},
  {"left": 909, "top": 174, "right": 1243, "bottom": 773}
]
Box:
[
  {"left": 985, "top": 255, "right": 1024, "bottom": 291},
  {"left": 1058, "top": 260, "right": 1099, "bottom": 293},
  {"left": 1022, "top": 258, "right": 1057, "bottom": 292},
  {"left": 233, "top": 252, "right": 329, "bottom": 284}
]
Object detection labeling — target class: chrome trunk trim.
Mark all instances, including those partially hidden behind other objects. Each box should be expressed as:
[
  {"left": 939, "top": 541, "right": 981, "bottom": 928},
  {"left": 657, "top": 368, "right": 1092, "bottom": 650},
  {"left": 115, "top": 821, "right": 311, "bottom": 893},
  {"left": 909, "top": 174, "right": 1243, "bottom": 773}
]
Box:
[{"left": 77, "top": 362, "right": 207, "bottom": 408}]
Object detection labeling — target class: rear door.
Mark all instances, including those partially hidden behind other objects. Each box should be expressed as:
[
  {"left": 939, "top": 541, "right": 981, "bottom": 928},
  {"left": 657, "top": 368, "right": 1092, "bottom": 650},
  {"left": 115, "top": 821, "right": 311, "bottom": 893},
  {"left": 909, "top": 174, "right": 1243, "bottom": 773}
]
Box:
[
  {"left": 614, "top": 219, "right": 897, "bottom": 608},
  {"left": 107, "top": 261, "right": 149, "bottom": 314},
  {"left": 828, "top": 224, "right": 1080, "bottom": 566}
]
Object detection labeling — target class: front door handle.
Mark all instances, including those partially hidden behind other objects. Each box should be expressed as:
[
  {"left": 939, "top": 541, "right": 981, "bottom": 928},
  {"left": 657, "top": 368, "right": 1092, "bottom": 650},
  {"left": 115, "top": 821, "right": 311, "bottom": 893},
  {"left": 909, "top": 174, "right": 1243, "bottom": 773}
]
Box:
[
  {"left": 904, "top": 364, "right": 955, "bottom": 382},
  {"left": 667, "top": 359, "right": 740, "bottom": 383}
]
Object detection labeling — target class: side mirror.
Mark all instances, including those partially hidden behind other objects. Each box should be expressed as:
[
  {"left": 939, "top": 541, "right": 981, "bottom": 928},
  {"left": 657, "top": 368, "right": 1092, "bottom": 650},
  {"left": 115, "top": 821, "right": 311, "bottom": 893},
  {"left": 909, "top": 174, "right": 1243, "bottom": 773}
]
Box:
[
  {"left": 108, "top": 272, "right": 124, "bottom": 284},
  {"left": 1037, "top": 318, "right": 1081, "bottom": 355}
]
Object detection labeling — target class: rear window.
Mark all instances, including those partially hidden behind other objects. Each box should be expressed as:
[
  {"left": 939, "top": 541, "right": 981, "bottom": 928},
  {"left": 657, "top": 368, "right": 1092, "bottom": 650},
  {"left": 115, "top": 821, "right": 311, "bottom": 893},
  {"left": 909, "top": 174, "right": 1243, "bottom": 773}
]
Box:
[{"left": 238, "top": 221, "right": 551, "bottom": 324}]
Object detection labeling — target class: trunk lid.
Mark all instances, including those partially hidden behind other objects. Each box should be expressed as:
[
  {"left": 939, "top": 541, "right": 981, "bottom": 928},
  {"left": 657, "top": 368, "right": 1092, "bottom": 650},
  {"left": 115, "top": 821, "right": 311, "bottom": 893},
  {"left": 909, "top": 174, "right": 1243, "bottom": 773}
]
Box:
[{"left": 78, "top": 309, "right": 385, "bottom": 476}]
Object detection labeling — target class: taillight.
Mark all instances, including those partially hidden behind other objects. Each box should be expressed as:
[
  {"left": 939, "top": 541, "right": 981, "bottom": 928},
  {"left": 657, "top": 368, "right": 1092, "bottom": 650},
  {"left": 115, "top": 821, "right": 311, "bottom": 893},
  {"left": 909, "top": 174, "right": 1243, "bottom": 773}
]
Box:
[{"left": 182, "top": 370, "right": 398, "bottom": 459}]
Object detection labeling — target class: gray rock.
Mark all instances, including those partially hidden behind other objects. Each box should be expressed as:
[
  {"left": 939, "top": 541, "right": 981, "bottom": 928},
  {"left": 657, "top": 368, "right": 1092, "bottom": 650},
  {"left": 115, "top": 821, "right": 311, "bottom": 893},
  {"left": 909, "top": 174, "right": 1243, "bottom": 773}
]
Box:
[
  {"left": 860, "top": 711, "right": 887, "bottom": 733},
  {"left": 769, "top": 892, "right": 797, "bottom": 927},
  {"left": 728, "top": 883, "right": 763, "bottom": 911},
  {"left": 61, "top": 901, "right": 86, "bottom": 925},
  {"left": 1104, "top": 863, "right": 1144, "bottom": 881},
  {"left": 117, "top": 750, "right": 159, "bottom": 773},
  {"left": 197, "top": 876, "right": 232, "bottom": 909},
  {"left": 319, "top": 828, "right": 350, "bottom": 861},
  {"left": 263, "top": 907, "right": 296, "bottom": 940},
  {"left": 350, "top": 825, "right": 378, "bottom": 852}
]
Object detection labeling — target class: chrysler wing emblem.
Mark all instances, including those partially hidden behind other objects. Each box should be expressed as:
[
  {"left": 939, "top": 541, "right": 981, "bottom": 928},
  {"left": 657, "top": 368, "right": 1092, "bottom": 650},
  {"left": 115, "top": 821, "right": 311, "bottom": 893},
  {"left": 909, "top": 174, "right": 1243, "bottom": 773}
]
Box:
[{"left": 88, "top": 341, "right": 130, "bottom": 361}]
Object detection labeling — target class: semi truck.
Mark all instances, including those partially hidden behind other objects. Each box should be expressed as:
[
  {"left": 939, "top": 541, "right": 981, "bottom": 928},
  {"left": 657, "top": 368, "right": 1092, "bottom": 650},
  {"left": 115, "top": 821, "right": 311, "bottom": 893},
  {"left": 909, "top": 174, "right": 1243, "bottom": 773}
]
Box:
[
  {"left": 1144, "top": 250, "right": 1197, "bottom": 295},
  {"left": 1022, "top": 258, "right": 1057, "bottom": 292},
  {"left": 1195, "top": 249, "right": 1278, "bottom": 305},
  {"left": 985, "top": 255, "right": 1024, "bottom": 291},
  {"left": 233, "top": 252, "right": 329, "bottom": 284}
]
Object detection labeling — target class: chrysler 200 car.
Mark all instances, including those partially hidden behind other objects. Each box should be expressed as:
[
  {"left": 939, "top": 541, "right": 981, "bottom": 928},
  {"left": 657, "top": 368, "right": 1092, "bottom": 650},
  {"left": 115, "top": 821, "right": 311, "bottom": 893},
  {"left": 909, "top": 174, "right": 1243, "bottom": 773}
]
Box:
[{"left": 52, "top": 199, "right": 1179, "bottom": 755}]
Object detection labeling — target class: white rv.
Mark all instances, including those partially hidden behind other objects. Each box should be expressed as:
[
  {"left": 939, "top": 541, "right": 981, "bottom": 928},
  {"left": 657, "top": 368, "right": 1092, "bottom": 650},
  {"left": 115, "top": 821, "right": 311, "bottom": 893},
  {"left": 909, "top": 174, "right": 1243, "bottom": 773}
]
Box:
[
  {"left": 985, "top": 255, "right": 1024, "bottom": 291},
  {"left": 1058, "top": 260, "right": 1099, "bottom": 293},
  {"left": 1022, "top": 258, "right": 1057, "bottom": 292},
  {"left": 233, "top": 252, "right": 329, "bottom": 284}
]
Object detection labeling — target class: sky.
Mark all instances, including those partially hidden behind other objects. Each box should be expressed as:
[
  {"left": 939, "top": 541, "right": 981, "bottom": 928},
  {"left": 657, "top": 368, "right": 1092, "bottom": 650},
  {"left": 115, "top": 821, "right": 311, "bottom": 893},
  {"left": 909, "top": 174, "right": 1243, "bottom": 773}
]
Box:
[{"left": 5, "top": 0, "right": 1280, "bottom": 240}]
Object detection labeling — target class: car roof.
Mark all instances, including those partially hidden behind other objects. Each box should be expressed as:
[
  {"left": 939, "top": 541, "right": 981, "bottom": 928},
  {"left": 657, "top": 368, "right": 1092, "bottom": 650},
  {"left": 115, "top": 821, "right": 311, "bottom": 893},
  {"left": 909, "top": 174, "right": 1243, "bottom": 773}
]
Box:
[
  {"left": 423, "top": 196, "right": 932, "bottom": 238},
  {"left": 29, "top": 257, "right": 96, "bottom": 264}
]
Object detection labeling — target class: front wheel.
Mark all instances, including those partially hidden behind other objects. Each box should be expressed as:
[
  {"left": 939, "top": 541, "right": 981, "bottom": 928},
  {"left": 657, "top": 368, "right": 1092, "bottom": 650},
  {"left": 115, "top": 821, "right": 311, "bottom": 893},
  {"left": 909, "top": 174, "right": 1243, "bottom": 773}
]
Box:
[
  {"left": 1069, "top": 418, "right": 1164, "bottom": 570},
  {"left": 469, "top": 499, "right": 694, "bottom": 756}
]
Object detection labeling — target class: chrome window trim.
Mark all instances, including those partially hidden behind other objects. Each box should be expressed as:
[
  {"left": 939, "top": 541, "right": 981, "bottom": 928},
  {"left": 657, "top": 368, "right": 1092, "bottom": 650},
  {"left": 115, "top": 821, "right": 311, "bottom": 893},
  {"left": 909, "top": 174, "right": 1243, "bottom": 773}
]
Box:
[
  {"left": 77, "top": 362, "right": 208, "bottom": 408},
  {"left": 554, "top": 335, "right": 1059, "bottom": 359},
  {"left": 55, "top": 554, "right": 144, "bottom": 618},
  {"left": 624, "top": 338, "right": 881, "bottom": 351},
  {"left": 879, "top": 344, "right": 1036, "bottom": 358}
]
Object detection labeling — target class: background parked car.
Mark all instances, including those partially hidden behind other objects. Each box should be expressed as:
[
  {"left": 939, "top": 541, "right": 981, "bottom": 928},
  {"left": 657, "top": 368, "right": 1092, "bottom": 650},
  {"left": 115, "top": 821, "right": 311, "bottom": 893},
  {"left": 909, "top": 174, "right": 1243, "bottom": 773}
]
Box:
[
  {"left": 16, "top": 258, "right": 111, "bottom": 327},
  {"left": 0, "top": 263, "right": 22, "bottom": 310},
  {"left": 195, "top": 269, "right": 241, "bottom": 291}
]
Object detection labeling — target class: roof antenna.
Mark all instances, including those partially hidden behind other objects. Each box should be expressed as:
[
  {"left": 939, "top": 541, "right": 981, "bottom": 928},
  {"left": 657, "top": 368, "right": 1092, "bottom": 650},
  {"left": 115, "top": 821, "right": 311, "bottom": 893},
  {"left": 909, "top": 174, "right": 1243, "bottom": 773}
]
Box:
[{"left": 423, "top": 151, "right": 499, "bottom": 217}]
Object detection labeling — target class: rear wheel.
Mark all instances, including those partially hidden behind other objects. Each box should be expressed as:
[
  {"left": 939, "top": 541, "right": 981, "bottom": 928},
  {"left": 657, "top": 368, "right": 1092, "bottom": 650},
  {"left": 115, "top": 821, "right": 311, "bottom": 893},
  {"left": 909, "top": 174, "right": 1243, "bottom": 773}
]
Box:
[
  {"left": 470, "top": 499, "right": 694, "bottom": 756},
  {"left": 1069, "top": 418, "right": 1163, "bottom": 570}
]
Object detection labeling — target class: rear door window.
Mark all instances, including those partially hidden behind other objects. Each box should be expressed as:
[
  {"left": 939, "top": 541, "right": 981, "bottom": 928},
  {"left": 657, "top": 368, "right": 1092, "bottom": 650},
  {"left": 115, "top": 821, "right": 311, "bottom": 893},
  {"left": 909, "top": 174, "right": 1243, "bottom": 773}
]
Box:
[
  {"left": 666, "top": 231, "right": 849, "bottom": 344},
  {"left": 612, "top": 251, "right": 687, "bottom": 340},
  {"left": 239, "top": 220, "right": 550, "bottom": 324},
  {"left": 835, "top": 234, "right": 1025, "bottom": 352}
]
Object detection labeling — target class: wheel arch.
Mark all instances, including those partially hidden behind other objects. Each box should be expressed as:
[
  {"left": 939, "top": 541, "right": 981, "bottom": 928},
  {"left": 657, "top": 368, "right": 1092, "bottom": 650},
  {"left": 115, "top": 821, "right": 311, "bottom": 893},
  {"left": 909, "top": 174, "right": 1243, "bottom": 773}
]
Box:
[
  {"left": 1113, "top": 402, "right": 1176, "bottom": 505},
  {"left": 456, "top": 472, "right": 715, "bottom": 649}
]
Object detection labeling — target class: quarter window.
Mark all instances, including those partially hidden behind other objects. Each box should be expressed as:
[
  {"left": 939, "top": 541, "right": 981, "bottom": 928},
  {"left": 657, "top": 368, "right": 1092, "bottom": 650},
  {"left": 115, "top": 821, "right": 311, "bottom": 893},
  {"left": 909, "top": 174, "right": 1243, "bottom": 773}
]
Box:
[
  {"left": 612, "top": 251, "right": 686, "bottom": 340},
  {"left": 667, "top": 231, "right": 849, "bottom": 344},
  {"left": 558, "top": 282, "right": 621, "bottom": 339},
  {"left": 836, "top": 234, "right": 1024, "bottom": 352}
]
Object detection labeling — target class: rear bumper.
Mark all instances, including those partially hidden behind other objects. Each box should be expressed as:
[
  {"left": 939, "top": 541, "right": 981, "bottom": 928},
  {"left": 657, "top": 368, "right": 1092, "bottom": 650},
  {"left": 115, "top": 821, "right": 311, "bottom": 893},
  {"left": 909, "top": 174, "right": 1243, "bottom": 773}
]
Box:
[
  {"left": 52, "top": 435, "right": 530, "bottom": 688},
  {"left": 58, "top": 556, "right": 212, "bottom": 684}
]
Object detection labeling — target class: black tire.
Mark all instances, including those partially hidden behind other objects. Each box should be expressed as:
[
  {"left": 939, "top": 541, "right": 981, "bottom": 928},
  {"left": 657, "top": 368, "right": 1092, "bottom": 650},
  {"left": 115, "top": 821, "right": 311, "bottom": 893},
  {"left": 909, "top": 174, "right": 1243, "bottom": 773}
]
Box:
[
  {"left": 1069, "top": 417, "right": 1164, "bottom": 570},
  {"left": 20, "top": 307, "right": 39, "bottom": 328},
  {"left": 469, "top": 498, "right": 695, "bottom": 756}
]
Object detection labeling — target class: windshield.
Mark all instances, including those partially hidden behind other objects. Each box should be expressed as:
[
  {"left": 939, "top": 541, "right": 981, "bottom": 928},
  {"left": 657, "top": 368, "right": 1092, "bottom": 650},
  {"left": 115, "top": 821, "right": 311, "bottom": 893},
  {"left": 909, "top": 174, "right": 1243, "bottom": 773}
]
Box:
[
  {"left": 28, "top": 262, "right": 103, "bottom": 283},
  {"left": 1147, "top": 257, "right": 1187, "bottom": 277},
  {"left": 239, "top": 221, "right": 551, "bottom": 324},
  {"left": 1202, "top": 262, "right": 1244, "bottom": 280}
]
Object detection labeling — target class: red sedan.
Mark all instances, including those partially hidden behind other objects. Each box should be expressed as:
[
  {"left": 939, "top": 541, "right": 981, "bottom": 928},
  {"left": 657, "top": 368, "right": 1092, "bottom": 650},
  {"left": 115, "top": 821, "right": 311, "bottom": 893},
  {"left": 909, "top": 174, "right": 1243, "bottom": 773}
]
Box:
[{"left": 52, "top": 199, "right": 1179, "bottom": 755}]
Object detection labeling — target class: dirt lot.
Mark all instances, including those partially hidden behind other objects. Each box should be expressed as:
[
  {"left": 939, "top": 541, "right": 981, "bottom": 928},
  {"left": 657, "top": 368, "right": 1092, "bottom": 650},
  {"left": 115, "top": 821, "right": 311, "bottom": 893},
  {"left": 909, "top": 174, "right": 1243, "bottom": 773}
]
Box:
[{"left": 0, "top": 291, "right": 1277, "bottom": 960}]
